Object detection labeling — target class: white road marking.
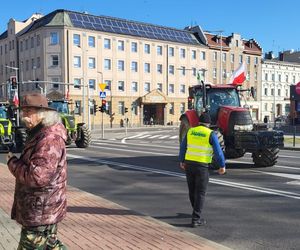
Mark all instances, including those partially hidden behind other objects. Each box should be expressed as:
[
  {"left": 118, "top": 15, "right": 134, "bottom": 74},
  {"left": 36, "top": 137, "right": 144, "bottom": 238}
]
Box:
[
  {"left": 67, "top": 154, "right": 300, "bottom": 200},
  {"left": 250, "top": 170, "right": 300, "bottom": 180},
  {"left": 148, "top": 135, "right": 161, "bottom": 139},
  {"left": 158, "top": 135, "right": 169, "bottom": 139},
  {"left": 170, "top": 135, "right": 178, "bottom": 139}
]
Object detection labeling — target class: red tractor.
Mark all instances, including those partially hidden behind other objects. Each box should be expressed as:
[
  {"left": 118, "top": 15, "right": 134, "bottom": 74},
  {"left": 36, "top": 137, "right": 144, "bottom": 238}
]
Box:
[{"left": 179, "top": 81, "right": 284, "bottom": 167}]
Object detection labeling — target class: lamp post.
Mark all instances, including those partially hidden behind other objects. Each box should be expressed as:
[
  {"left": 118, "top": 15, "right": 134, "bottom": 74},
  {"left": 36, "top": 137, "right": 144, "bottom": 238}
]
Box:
[{"left": 273, "top": 65, "right": 276, "bottom": 125}]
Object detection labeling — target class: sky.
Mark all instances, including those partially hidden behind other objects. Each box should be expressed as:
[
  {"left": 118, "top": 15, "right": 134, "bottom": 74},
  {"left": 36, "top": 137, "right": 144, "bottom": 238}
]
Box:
[{"left": 0, "top": 0, "right": 299, "bottom": 56}]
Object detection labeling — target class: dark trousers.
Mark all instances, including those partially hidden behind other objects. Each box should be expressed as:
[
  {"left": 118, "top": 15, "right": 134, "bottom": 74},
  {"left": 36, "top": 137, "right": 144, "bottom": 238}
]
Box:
[{"left": 185, "top": 164, "right": 209, "bottom": 222}]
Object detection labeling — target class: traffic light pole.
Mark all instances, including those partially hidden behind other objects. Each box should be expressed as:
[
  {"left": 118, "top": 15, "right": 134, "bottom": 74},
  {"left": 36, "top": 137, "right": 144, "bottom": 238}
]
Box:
[{"left": 102, "top": 110, "right": 104, "bottom": 139}]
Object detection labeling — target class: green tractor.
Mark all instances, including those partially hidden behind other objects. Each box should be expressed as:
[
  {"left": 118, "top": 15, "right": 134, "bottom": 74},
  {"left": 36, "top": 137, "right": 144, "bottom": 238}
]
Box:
[
  {"left": 48, "top": 99, "right": 91, "bottom": 148},
  {"left": 0, "top": 102, "right": 27, "bottom": 152}
]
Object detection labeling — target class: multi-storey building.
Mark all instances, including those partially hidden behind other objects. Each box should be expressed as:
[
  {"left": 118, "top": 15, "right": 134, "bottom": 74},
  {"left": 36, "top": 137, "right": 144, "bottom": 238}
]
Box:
[
  {"left": 0, "top": 9, "right": 264, "bottom": 127},
  {"left": 0, "top": 9, "right": 210, "bottom": 128},
  {"left": 203, "top": 32, "right": 263, "bottom": 121},
  {"left": 261, "top": 52, "right": 300, "bottom": 122}
]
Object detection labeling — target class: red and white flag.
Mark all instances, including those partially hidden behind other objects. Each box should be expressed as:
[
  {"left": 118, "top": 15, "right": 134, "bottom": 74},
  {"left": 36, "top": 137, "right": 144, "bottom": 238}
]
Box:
[
  {"left": 229, "top": 63, "right": 246, "bottom": 85},
  {"left": 13, "top": 91, "right": 19, "bottom": 106}
]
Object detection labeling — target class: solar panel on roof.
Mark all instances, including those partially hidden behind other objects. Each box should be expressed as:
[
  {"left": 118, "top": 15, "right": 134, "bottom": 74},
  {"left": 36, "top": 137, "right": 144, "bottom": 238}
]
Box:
[{"left": 68, "top": 12, "right": 199, "bottom": 45}]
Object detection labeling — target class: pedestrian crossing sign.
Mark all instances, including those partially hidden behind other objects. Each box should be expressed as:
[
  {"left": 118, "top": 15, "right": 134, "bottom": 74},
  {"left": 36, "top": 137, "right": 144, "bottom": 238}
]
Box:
[{"left": 99, "top": 91, "right": 106, "bottom": 99}]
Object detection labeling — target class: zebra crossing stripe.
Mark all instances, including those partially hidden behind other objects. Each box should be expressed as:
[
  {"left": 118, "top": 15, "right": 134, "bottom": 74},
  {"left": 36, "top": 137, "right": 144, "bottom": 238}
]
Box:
[
  {"left": 138, "top": 134, "right": 151, "bottom": 138},
  {"left": 158, "top": 135, "right": 169, "bottom": 139},
  {"left": 148, "top": 135, "right": 161, "bottom": 139},
  {"left": 170, "top": 135, "right": 178, "bottom": 139}
]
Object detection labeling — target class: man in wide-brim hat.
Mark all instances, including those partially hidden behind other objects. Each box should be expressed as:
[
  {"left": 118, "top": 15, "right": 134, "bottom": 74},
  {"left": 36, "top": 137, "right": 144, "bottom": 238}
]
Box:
[{"left": 7, "top": 93, "right": 68, "bottom": 249}]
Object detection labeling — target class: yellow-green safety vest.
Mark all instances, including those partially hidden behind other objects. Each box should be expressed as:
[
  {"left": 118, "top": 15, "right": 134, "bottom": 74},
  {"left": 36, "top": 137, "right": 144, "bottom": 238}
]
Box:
[{"left": 185, "top": 125, "right": 213, "bottom": 164}]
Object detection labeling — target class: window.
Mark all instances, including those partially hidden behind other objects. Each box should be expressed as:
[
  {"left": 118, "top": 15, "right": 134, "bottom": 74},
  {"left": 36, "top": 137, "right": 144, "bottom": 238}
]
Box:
[
  {"left": 36, "top": 35, "right": 40, "bottom": 46},
  {"left": 31, "top": 58, "right": 35, "bottom": 69},
  {"left": 265, "top": 73, "right": 268, "bottom": 81},
  {"left": 213, "top": 68, "right": 217, "bottom": 79},
  {"left": 180, "top": 103, "right": 185, "bottom": 114},
  {"left": 157, "top": 45, "right": 162, "bottom": 55},
  {"left": 104, "top": 59, "right": 111, "bottom": 70},
  {"left": 293, "top": 75, "right": 296, "bottom": 83},
  {"left": 271, "top": 89, "right": 274, "bottom": 96},
  {"left": 73, "top": 34, "right": 80, "bottom": 46},
  {"left": 169, "top": 84, "right": 174, "bottom": 93},
  {"left": 31, "top": 37, "right": 34, "bottom": 48},
  {"left": 181, "top": 66, "right": 186, "bottom": 76},
  {"left": 169, "top": 65, "right": 174, "bottom": 74},
  {"left": 180, "top": 48, "right": 186, "bottom": 58},
  {"left": 254, "top": 72, "right": 257, "bottom": 81},
  {"left": 264, "top": 88, "right": 268, "bottom": 95},
  {"left": 213, "top": 52, "right": 217, "bottom": 61},
  {"left": 89, "top": 79, "right": 96, "bottom": 89},
  {"left": 246, "top": 71, "right": 250, "bottom": 81},
  {"left": 131, "top": 42, "right": 137, "bottom": 52},
  {"left": 231, "top": 54, "right": 234, "bottom": 63},
  {"left": 25, "top": 40, "right": 28, "bottom": 50},
  {"left": 285, "top": 74, "right": 289, "bottom": 82},
  {"left": 118, "top": 40, "right": 124, "bottom": 51},
  {"left": 191, "top": 50, "right": 196, "bottom": 59},
  {"left": 180, "top": 84, "right": 185, "bottom": 93},
  {"left": 50, "top": 32, "right": 59, "bottom": 45},
  {"left": 222, "top": 53, "right": 226, "bottom": 62},
  {"left": 51, "top": 78, "right": 59, "bottom": 89},
  {"left": 131, "top": 61, "right": 138, "bottom": 72},
  {"left": 144, "top": 44, "right": 150, "bottom": 54},
  {"left": 51, "top": 55, "right": 59, "bottom": 66},
  {"left": 157, "top": 83, "right": 162, "bottom": 91},
  {"left": 118, "top": 60, "right": 125, "bottom": 71},
  {"left": 104, "top": 80, "right": 111, "bottom": 91},
  {"left": 73, "top": 56, "right": 81, "bottom": 68},
  {"left": 169, "top": 103, "right": 174, "bottom": 115},
  {"left": 254, "top": 57, "right": 258, "bottom": 65},
  {"left": 144, "top": 63, "right": 150, "bottom": 73},
  {"left": 88, "top": 57, "right": 96, "bottom": 69},
  {"left": 118, "top": 101, "right": 124, "bottom": 115},
  {"left": 37, "top": 57, "right": 41, "bottom": 68},
  {"left": 223, "top": 69, "right": 226, "bottom": 79},
  {"left": 278, "top": 89, "right": 281, "bottom": 96},
  {"left": 239, "top": 55, "right": 243, "bottom": 64},
  {"left": 278, "top": 74, "right": 281, "bottom": 82},
  {"left": 104, "top": 38, "right": 111, "bottom": 49},
  {"left": 131, "top": 81, "right": 138, "bottom": 92},
  {"left": 169, "top": 47, "right": 174, "bottom": 56},
  {"left": 88, "top": 36, "right": 95, "bottom": 47},
  {"left": 157, "top": 64, "right": 162, "bottom": 74},
  {"left": 247, "top": 56, "right": 250, "bottom": 64},
  {"left": 286, "top": 89, "right": 289, "bottom": 97},
  {"left": 264, "top": 103, "right": 268, "bottom": 111},
  {"left": 74, "top": 100, "right": 81, "bottom": 115},
  {"left": 118, "top": 81, "right": 124, "bottom": 91},
  {"left": 132, "top": 102, "right": 138, "bottom": 115},
  {"left": 144, "top": 82, "right": 150, "bottom": 93},
  {"left": 200, "top": 51, "right": 206, "bottom": 60},
  {"left": 192, "top": 68, "right": 196, "bottom": 76},
  {"left": 74, "top": 78, "right": 81, "bottom": 89}
]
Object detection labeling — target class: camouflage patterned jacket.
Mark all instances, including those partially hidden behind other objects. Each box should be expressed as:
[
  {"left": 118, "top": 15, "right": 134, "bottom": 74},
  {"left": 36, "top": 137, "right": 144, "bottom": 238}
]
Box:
[{"left": 7, "top": 122, "right": 67, "bottom": 227}]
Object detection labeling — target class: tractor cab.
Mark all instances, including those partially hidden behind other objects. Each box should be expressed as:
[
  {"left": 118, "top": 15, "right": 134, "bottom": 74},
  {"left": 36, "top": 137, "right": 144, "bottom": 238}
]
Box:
[{"left": 191, "top": 84, "right": 241, "bottom": 124}]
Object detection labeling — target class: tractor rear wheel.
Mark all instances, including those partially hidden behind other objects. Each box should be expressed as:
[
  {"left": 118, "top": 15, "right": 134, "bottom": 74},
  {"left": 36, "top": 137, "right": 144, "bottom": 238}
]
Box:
[
  {"left": 211, "top": 130, "right": 225, "bottom": 169},
  {"left": 179, "top": 116, "right": 190, "bottom": 143},
  {"left": 75, "top": 124, "right": 91, "bottom": 148},
  {"left": 14, "top": 128, "right": 27, "bottom": 153},
  {"left": 252, "top": 147, "right": 279, "bottom": 167}
]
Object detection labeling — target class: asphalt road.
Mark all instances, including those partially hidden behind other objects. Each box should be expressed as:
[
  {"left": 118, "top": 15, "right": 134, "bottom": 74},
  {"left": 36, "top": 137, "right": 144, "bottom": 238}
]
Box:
[{"left": 2, "top": 127, "right": 300, "bottom": 250}]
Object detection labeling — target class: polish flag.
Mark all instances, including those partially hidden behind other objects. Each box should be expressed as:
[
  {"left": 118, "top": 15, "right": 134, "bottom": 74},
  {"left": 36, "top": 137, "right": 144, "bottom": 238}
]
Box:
[
  {"left": 13, "top": 91, "right": 19, "bottom": 106},
  {"left": 229, "top": 63, "right": 246, "bottom": 85}
]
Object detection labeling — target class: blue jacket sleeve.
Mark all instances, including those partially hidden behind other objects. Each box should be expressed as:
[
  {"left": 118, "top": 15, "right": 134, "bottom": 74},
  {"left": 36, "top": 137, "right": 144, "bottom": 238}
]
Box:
[
  {"left": 211, "top": 132, "right": 225, "bottom": 168},
  {"left": 179, "top": 135, "right": 187, "bottom": 162}
]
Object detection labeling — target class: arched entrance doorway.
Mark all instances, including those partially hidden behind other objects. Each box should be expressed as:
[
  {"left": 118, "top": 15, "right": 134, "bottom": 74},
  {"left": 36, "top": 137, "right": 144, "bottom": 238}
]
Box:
[{"left": 140, "top": 89, "right": 168, "bottom": 126}]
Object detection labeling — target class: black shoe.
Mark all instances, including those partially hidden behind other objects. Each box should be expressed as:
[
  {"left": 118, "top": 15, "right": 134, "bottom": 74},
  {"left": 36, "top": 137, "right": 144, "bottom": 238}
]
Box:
[{"left": 191, "top": 219, "right": 206, "bottom": 228}]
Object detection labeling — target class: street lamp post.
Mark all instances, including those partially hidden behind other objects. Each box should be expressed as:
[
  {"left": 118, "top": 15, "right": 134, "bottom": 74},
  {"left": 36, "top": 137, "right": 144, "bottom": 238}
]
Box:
[{"left": 273, "top": 65, "right": 276, "bottom": 125}]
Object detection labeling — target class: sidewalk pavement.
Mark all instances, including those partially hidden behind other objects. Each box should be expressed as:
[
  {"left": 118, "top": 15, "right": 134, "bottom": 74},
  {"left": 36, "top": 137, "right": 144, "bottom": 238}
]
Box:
[{"left": 0, "top": 164, "right": 230, "bottom": 250}]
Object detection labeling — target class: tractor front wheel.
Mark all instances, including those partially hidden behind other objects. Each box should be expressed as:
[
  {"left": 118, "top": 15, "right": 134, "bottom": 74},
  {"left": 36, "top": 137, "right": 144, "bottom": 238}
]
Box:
[
  {"left": 252, "top": 147, "right": 279, "bottom": 167},
  {"left": 75, "top": 124, "right": 91, "bottom": 148}
]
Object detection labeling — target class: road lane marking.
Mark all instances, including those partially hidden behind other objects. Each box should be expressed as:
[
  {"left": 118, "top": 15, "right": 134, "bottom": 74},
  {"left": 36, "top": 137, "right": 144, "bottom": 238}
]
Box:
[
  {"left": 67, "top": 154, "right": 300, "bottom": 200},
  {"left": 250, "top": 170, "right": 300, "bottom": 180}
]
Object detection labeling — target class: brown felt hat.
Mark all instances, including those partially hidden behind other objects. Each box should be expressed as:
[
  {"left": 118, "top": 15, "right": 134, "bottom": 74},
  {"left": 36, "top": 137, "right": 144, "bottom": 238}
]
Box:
[{"left": 21, "top": 93, "right": 56, "bottom": 110}]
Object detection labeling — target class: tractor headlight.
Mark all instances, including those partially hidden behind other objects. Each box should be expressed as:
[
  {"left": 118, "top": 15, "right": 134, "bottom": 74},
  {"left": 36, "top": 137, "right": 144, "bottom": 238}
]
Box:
[{"left": 234, "top": 124, "right": 253, "bottom": 131}]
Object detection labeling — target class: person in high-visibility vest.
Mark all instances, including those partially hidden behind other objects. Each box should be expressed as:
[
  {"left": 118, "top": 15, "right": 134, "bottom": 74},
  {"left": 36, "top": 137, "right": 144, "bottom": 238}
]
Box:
[{"left": 179, "top": 112, "right": 226, "bottom": 228}]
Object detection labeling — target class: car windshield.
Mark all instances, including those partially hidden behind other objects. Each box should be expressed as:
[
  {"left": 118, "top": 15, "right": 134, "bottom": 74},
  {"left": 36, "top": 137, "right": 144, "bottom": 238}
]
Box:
[
  {"left": 48, "top": 102, "right": 69, "bottom": 114},
  {"left": 0, "top": 107, "right": 8, "bottom": 119}
]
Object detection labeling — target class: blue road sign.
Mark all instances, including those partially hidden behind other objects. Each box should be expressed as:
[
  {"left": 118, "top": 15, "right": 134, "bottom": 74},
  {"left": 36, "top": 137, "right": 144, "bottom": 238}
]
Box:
[{"left": 99, "top": 91, "right": 106, "bottom": 99}]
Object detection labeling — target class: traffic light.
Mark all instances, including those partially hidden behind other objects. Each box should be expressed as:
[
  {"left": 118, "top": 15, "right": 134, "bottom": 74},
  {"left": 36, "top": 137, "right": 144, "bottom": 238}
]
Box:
[
  {"left": 10, "top": 76, "right": 17, "bottom": 89},
  {"left": 124, "top": 107, "right": 128, "bottom": 113},
  {"left": 102, "top": 99, "right": 107, "bottom": 112},
  {"left": 93, "top": 103, "right": 98, "bottom": 113}
]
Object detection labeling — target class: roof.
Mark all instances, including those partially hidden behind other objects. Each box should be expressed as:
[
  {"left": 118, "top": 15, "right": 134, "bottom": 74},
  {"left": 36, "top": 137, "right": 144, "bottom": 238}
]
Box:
[
  {"left": 0, "top": 30, "right": 7, "bottom": 40},
  {"left": 21, "top": 9, "right": 203, "bottom": 46},
  {"left": 205, "top": 32, "right": 262, "bottom": 55}
]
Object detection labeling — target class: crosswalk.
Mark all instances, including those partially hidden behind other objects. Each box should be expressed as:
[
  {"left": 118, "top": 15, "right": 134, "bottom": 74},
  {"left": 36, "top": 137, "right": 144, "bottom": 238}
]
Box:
[{"left": 126, "top": 133, "right": 179, "bottom": 140}]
